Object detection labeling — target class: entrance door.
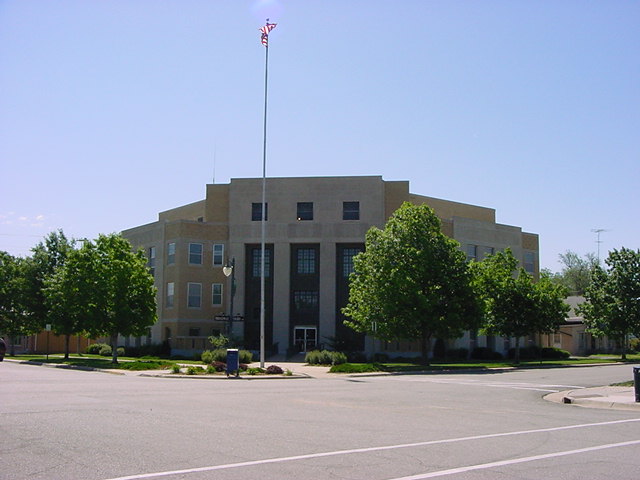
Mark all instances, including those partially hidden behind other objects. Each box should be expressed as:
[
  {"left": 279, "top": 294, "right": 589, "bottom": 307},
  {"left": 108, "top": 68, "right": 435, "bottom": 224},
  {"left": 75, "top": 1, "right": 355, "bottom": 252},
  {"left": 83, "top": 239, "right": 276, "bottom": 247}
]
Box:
[{"left": 294, "top": 327, "right": 317, "bottom": 353}]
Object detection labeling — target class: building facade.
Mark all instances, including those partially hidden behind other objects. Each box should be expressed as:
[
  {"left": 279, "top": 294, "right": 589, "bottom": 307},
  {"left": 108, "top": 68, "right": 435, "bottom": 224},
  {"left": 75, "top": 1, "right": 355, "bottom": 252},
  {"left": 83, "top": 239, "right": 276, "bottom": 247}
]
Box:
[{"left": 122, "top": 176, "right": 540, "bottom": 357}]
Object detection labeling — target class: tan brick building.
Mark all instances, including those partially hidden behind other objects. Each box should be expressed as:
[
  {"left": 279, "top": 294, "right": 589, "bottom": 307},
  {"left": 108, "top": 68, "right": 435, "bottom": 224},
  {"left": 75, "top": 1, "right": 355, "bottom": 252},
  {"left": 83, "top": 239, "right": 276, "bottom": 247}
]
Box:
[{"left": 122, "top": 176, "right": 539, "bottom": 357}]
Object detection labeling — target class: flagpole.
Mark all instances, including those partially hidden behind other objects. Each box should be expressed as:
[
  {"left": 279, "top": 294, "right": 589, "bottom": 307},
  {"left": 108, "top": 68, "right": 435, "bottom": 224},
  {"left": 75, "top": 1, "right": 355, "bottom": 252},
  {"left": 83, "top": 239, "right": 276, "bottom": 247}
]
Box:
[{"left": 259, "top": 19, "right": 271, "bottom": 368}]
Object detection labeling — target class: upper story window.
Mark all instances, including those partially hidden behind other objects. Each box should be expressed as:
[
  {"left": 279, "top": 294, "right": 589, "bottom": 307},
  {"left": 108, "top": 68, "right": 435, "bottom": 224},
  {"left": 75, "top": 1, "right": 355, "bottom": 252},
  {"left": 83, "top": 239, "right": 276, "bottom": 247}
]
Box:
[
  {"left": 293, "top": 291, "right": 319, "bottom": 311},
  {"left": 524, "top": 251, "right": 536, "bottom": 274},
  {"left": 343, "top": 201, "right": 360, "bottom": 220},
  {"left": 148, "top": 247, "right": 156, "bottom": 276},
  {"left": 187, "top": 282, "right": 202, "bottom": 308},
  {"left": 167, "top": 242, "right": 176, "bottom": 265},
  {"left": 297, "top": 248, "right": 316, "bottom": 274},
  {"left": 252, "top": 202, "right": 268, "bottom": 221},
  {"left": 212, "top": 283, "right": 223, "bottom": 306},
  {"left": 297, "top": 202, "right": 313, "bottom": 221},
  {"left": 252, "top": 248, "right": 271, "bottom": 278},
  {"left": 166, "top": 282, "right": 174, "bottom": 308},
  {"left": 189, "top": 243, "right": 203, "bottom": 265},
  {"left": 213, "top": 244, "right": 224, "bottom": 267},
  {"left": 466, "top": 244, "right": 478, "bottom": 262},
  {"left": 342, "top": 247, "right": 363, "bottom": 277}
]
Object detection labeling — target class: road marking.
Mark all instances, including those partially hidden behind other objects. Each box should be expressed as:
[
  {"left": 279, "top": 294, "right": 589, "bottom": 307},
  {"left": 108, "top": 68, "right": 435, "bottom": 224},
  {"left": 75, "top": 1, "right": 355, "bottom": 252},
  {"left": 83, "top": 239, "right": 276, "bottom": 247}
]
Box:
[
  {"left": 102, "top": 418, "right": 640, "bottom": 480},
  {"left": 393, "top": 377, "right": 586, "bottom": 392},
  {"left": 387, "top": 439, "right": 640, "bottom": 479}
]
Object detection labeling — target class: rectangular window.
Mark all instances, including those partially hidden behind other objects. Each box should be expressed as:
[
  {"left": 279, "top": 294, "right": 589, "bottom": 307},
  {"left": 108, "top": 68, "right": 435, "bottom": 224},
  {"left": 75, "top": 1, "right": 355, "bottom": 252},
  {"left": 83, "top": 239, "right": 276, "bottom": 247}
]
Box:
[
  {"left": 166, "top": 282, "right": 174, "bottom": 308},
  {"left": 524, "top": 251, "right": 535, "bottom": 274},
  {"left": 189, "top": 243, "right": 203, "bottom": 265},
  {"left": 342, "top": 247, "right": 363, "bottom": 277},
  {"left": 293, "top": 291, "right": 319, "bottom": 311},
  {"left": 252, "top": 248, "right": 271, "bottom": 277},
  {"left": 480, "top": 246, "right": 494, "bottom": 259},
  {"left": 466, "top": 244, "right": 478, "bottom": 262},
  {"left": 297, "top": 248, "right": 316, "bottom": 274},
  {"left": 342, "top": 201, "right": 360, "bottom": 220},
  {"left": 213, "top": 244, "right": 224, "bottom": 267},
  {"left": 148, "top": 247, "right": 156, "bottom": 276},
  {"left": 187, "top": 283, "right": 202, "bottom": 308},
  {"left": 212, "top": 283, "right": 223, "bottom": 306},
  {"left": 296, "top": 202, "right": 313, "bottom": 221},
  {"left": 189, "top": 327, "right": 201, "bottom": 337},
  {"left": 167, "top": 242, "right": 176, "bottom": 265},
  {"left": 251, "top": 202, "right": 268, "bottom": 221}
]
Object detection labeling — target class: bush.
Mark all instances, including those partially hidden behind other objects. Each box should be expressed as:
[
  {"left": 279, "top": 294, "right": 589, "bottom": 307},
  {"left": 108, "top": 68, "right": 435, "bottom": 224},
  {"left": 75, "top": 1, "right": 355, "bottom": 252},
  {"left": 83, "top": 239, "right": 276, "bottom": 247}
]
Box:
[
  {"left": 541, "top": 347, "right": 570, "bottom": 359},
  {"left": 99, "top": 345, "right": 112, "bottom": 356},
  {"left": 266, "top": 365, "right": 283, "bottom": 375},
  {"left": 471, "top": 347, "right": 503, "bottom": 360},
  {"left": 305, "top": 350, "right": 347, "bottom": 365},
  {"left": 171, "top": 364, "right": 181, "bottom": 374},
  {"left": 246, "top": 367, "right": 264, "bottom": 375},
  {"left": 186, "top": 365, "right": 202, "bottom": 375},
  {"left": 87, "top": 343, "right": 109, "bottom": 355},
  {"left": 202, "top": 349, "right": 253, "bottom": 364},
  {"left": 446, "top": 348, "right": 469, "bottom": 360}
]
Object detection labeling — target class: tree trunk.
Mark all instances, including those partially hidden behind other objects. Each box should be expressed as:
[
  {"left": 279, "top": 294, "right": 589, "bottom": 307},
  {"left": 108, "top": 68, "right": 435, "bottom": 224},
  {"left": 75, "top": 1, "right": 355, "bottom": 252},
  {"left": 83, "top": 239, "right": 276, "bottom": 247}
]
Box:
[
  {"left": 110, "top": 333, "right": 118, "bottom": 364},
  {"left": 514, "top": 337, "right": 521, "bottom": 365},
  {"left": 64, "top": 334, "right": 70, "bottom": 359},
  {"left": 420, "top": 333, "right": 431, "bottom": 366}
]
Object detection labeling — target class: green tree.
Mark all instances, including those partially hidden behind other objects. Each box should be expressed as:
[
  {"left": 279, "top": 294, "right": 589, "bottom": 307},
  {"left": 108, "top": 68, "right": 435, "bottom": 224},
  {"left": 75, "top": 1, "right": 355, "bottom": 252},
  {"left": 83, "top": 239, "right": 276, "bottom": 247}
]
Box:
[
  {"left": 0, "top": 252, "right": 41, "bottom": 355},
  {"left": 342, "top": 202, "right": 481, "bottom": 364},
  {"left": 548, "top": 250, "right": 598, "bottom": 296},
  {"left": 46, "top": 234, "right": 157, "bottom": 363},
  {"left": 579, "top": 248, "right": 640, "bottom": 360},
  {"left": 473, "top": 249, "right": 569, "bottom": 364},
  {"left": 25, "top": 230, "right": 76, "bottom": 358}
]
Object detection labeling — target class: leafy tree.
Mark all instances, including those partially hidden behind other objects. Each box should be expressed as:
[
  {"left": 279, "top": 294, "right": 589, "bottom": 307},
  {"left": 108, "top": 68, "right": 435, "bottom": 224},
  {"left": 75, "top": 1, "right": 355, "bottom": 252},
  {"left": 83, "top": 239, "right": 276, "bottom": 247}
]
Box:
[
  {"left": 46, "top": 234, "right": 157, "bottom": 363},
  {"left": 579, "top": 248, "right": 640, "bottom": 360},
  {"left": 25, "top": 230, "right": 76, "bottom": 357},
  {"left": 342, "top": 202, "right": 482, "bottom": 364},
  {"left": 473, "top": 249, "right": 569, "bottom": 364},
  {"left": 548, "top": 250, "right": 598, "bottom": 296},
  {"left": 0, "top": 252, "right": 41, "bottom": 355}
]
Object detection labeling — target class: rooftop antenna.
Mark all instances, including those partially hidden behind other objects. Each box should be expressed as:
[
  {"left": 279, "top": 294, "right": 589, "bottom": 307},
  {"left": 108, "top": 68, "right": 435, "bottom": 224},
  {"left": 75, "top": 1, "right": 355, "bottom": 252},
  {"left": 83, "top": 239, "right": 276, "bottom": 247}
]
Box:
[
  {"left": 591, "top": 228, "right": 609, "bottom": 263},
  {"left": 212, "top": 144, "right": 217, "bottom": 184}
]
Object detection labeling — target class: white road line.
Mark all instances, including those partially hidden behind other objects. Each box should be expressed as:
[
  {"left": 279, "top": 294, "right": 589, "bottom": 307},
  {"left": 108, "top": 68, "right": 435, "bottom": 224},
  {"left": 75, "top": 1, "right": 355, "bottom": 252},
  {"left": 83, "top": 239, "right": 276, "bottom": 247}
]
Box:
[
  {"left": 387, "top": 439, "right": 640, "bottom": 480},
  {"left": 101, "top": 418, "right": 640, "bottom": 480}
]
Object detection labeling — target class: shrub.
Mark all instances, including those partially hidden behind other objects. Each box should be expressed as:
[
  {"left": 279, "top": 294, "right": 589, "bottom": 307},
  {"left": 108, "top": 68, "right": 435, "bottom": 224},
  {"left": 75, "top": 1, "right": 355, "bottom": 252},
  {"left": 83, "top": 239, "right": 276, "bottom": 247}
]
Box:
[
  {"left": 87, "top": 343, "right": 109, "bottom": 355},
  {"left": 186, "top": 365, "right": 202, "bottom": 375},
  {"left": 171, "top": 364, "right": 181, "bottom": 374},
  {"left": 305, "top": 350, "right": 348, "bottom": 365},
  {"left": 470, "top": 347, "right": 503, "bottom": 360},
  {"left": 206, "top": 364, "right": 217, "bottom": 374},
  {"left": 99, "top": 345, "right": 112, "bottom": 356},
  {"left": 239, "top": 350, "right": 253, "bottom": 364},
  {"left": 212, "top": 361, "right": 226, "bottom": 372},
  {"left": 446, "top": 348, "right": 469, "bottom": 360},
  {"left": 541, "top": 347, "right": 570, "bottom": 359},
  {"left": 266, "top": 365, "right": 284, "bottom": 375},
  {"left": 246, "top": 367, "right": 264, "bottom": 375},
  {"left": 201, "top": 350, "right": 214, "bottom": 364}
]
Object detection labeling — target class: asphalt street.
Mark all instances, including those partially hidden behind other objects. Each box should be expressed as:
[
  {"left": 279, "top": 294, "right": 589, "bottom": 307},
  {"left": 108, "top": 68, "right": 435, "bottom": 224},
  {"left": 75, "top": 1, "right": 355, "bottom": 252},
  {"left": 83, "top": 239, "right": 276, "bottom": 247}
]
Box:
[{"left": 2, "top": 362, "right": 639, "bottom": 480}]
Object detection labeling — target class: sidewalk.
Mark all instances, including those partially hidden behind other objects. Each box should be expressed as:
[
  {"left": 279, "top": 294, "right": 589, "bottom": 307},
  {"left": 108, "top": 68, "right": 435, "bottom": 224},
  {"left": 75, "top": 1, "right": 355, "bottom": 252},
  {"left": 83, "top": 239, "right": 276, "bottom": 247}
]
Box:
[{"left": 545, "top": 386, "right": 640, "bottom": 411}]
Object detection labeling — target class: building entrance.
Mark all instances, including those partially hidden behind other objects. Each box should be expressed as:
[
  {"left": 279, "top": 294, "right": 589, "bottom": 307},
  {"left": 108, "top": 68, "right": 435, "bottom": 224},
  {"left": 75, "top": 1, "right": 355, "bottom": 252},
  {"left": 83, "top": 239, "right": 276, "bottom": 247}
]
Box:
[{"left": 294, "top": 326, "right": 317, "bottom": 353}]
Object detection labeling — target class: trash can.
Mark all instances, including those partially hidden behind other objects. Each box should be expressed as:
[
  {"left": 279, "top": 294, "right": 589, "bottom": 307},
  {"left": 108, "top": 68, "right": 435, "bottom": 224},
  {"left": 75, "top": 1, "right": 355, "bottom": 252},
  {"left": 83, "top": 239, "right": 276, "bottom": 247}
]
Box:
[
  {"left": 226, "top": 349, "right": 239, "bottom": 378},
  {"left": 634, "top": 366, "right": 640, "bottom": 403}
]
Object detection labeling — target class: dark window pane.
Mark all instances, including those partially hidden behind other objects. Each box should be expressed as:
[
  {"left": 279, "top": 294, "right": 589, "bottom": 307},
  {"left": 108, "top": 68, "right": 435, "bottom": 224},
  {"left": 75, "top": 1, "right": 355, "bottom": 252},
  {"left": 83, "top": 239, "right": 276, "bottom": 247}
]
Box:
[
  {"left": 297, "top": 248, "right": 316, "bottom": 274},
  {"left": 343, "top": 201, "right": 360, "bottom": 220},
  {"left": 252, "top": 202, "right": 268, "bottom": 221},
  {"left": 296, "top": 202, "right": 313, "bottom": 221},
  {"left": 252, "top": 248, "right": 271, "bottom": 277}
]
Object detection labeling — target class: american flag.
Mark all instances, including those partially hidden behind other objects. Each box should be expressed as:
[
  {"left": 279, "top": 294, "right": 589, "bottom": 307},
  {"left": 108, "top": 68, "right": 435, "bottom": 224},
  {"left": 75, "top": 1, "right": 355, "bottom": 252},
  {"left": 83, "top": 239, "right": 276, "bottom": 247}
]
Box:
[{"left": 260, "top": 22, "right": 277, "bottom": 47}]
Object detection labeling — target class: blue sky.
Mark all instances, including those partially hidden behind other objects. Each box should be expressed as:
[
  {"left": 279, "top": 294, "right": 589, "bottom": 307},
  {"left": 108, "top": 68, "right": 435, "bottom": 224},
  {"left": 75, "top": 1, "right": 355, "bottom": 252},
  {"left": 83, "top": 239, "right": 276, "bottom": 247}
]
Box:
[{"left": 1, "top": 0, "right": 638, "bottom": 270}]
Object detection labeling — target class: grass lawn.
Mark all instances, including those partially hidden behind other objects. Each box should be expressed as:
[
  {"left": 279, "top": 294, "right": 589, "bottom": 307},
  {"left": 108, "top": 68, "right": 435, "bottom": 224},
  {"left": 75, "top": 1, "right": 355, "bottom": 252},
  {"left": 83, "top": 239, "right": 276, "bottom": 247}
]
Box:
[{"left": 7, "top": 354, "right": 177, "bottom": 371}]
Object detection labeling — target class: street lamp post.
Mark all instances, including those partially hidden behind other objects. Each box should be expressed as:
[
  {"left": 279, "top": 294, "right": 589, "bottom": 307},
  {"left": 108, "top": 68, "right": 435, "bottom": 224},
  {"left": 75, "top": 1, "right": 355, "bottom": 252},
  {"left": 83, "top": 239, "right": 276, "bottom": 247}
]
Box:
[{"left": 222, "top": 258, "right": 236, "bottom": 336}]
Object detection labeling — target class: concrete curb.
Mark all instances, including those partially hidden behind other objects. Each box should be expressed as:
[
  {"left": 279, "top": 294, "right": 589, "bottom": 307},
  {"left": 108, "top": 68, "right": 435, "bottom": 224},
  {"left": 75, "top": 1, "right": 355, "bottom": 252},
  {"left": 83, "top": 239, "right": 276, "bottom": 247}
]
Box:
[{"left": 544, "top": 387, "right": 640, "bottom": 411}]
